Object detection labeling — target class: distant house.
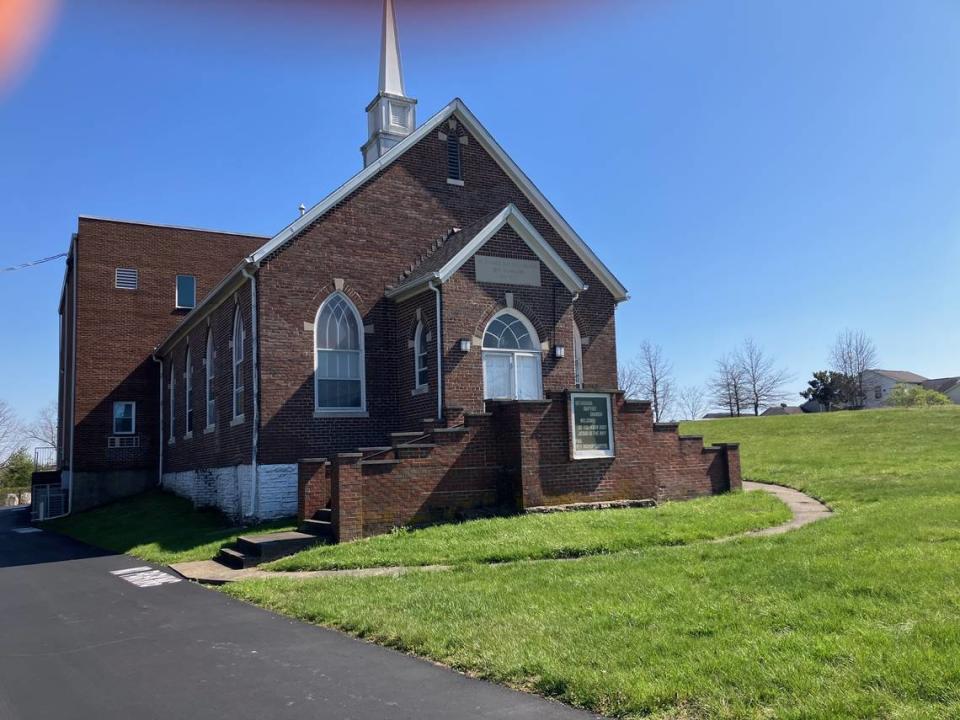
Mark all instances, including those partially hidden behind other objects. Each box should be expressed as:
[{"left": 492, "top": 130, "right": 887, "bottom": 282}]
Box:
[
  {"left": 861, "top": 369, "right": 960, "bottom": 408},
  {"left": 761, "top": 405, "right": 804, "bottom": 417}
]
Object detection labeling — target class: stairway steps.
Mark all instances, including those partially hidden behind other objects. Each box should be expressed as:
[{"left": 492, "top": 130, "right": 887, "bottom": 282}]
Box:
[
  {"left": 313, "top": 508, "right": 332, "bottom": 522},
  {"left": 236, "top": 531, "right": 324, "bottom": 563},
  {"left": 216, "top": 547, "right": 257, "bottom": 570},
  {"left": 299, "top": 518, "right": 333, "bottom": 537}
]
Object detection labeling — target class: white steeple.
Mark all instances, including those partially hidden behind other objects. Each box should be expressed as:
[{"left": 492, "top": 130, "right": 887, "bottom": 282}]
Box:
[{"left": 362, "top": 0, "right": 417, "bottom": 167}]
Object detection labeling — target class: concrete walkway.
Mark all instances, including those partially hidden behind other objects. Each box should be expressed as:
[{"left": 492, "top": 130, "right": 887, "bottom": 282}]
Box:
[{"left": 171, "top": 481, "right": 832, "bottom": 584}]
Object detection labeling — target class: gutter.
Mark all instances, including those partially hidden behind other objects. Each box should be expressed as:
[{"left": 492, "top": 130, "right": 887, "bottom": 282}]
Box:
[
  {"left": 241, "top": 266, "right": 260, "bottom": 518},
  {"left": 67, "top": 234, "right": 78, "bottom": 516},
  {"left": 153, "top": 354, "right": 164, "bottom": 486},
  {"left": 429, "top": 281, "right": 443, "bottom": 422}
]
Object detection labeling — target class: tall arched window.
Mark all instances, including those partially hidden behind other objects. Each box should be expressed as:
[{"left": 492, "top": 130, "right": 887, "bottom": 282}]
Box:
[
  {"left": 168, "top": 362, "right": 176, "bottom": 443},
  {"left": 232, "top": 307, "right": 245, "bottom": 420},
  {"left": 414, "top": 321, "right": 428, "bottom": 389},
  {"left": 482, "top": 310, "right": 542, "bottom": 401},
  {"left": 184, "top": 346, "right": 194, "bottom": 435},
  {"left": 314, "top": 292, "right": 365, "bottom": 411},
  {"left": 573, "top": 322, "right": 584, "bottom": 389},
  {"left": 205, "top": 328, "right": 216, "bottom": 429}
]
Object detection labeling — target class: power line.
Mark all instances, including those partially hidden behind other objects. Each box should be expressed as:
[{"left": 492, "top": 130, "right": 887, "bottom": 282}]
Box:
[{"left": 0, "top": 253, "right": 68, "bottom": 273}]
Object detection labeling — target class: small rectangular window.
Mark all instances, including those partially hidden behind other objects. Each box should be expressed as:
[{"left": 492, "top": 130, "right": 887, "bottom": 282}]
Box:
[
  {"left": 176, "top": 275, "right": 196, "bottom": 309},
  {"left": 113, "top": 401, "right": 136, "bottom": 435},
  {"left": 115, "top": 268, "right": 138, "bottom": 290}
]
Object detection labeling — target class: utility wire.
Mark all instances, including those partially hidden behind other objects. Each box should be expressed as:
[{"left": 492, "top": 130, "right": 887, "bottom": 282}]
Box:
[{"left": 0, "top": 253, "right": 68, "bottom": 273}]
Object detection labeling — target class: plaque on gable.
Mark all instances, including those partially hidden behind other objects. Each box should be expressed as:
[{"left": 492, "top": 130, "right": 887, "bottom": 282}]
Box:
[
  {"left": 569, "top": 392, "right": 615, "bottom": 459},
  {"left": 475, "top": 255, "right": 541, "bottom": 287}
]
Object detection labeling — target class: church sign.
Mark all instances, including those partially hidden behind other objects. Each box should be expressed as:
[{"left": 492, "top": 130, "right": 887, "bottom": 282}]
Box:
[
  {"left": 475, "top": 255, "right": 541, "bottom": 287},
  {"left": 568, "top": 392, "right": 615, "bottom": 459}
]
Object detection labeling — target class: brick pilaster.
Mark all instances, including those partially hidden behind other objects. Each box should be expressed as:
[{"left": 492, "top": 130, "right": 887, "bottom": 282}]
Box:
[{"left": 332, "top": 453, "right": 364, "bottom": 542}]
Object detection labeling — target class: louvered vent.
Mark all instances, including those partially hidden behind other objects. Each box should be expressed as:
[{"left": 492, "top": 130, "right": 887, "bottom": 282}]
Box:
[
  {"left": 447, "top": 134, "right": 462, "bottom": 181},
  {"left": 390, "top": 102, "right": 409, "bottom": 128},
  {"left": 115, "top": 268, "right": 139, "bottom": 290}
]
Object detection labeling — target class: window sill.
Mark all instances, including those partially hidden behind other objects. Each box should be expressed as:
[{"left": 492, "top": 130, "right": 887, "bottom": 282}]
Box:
[
  {"left": 230, "top": 415, "right": 245, "bottom": 427},
  {"left": 411, "top": 385, "right": 429, "bottom": 396},
  {"left": 314, "top": 410, "right": 369, "bottom": 419},
  {"left": 183, "top": 432, "right": 193, "bottom": 440},
  {"left": 204, "top": 425, "right": 216, "bottom": 434},
  {"left": 446, "top": 178, "right": 464, "bottom": 186}
]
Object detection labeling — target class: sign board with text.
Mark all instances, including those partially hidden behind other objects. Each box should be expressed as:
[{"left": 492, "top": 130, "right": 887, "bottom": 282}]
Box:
[
  {"left": 569, "top": 392, "right": 615, "bottom": 459},
  {"left": 475, "top": 255, "right": 542, "bottom": 287}
]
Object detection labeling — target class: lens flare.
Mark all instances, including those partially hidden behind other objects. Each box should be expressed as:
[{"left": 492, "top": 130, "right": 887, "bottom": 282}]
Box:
[{"left": 0, "top": 0, "right": 59, "bottom": 97}]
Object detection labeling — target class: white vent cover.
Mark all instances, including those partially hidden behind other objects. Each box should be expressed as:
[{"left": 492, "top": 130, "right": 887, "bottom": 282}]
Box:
[
  {"left": 389, "top": 102, "right": 409, "bottom": 128},
  {"left": 115, "top": 268, "right": 139, "bottom": 290}
]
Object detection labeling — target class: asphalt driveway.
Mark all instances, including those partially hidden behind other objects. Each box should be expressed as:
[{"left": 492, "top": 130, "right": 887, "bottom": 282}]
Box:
[{"left": 0, "top": 505, "right": 599, "bottom": 720}]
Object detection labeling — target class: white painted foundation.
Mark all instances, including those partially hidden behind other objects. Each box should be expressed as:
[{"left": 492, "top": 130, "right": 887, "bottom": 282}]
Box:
[{"left": 162, "top": 463, "right": 297, "bottom": 520}]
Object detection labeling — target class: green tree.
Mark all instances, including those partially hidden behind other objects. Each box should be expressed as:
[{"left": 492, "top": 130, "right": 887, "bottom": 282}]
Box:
[
  {"left": 887, "top": 384, "right": 951, "bottom": 408},
  {"left": 800, "top": 370, "right": 855, "bottom": 411},
  {"left": 0, "top": 447, "right": 33, "bottom": 489}
]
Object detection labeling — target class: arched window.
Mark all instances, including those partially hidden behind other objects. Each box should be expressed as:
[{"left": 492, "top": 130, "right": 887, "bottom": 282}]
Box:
[
  {"left": 232, "top": 308, "right": 245, "bottom": 420},
  {"left": 482, "top": 310, "right": 542, "bottom": 400},
  {"left": 205, "top": 328, "right": 216, "bottom": 429},
  {"left": 573, "top": 322, "right": 584, "bottom": 389},
  {"left": 168, "top": 361, "right": 176, "bottom": 443},
  {"left": 414, "top": 321, "right": 428, "bottom": 389},
  {"left": 314, "top": 292, "right": 365, "bottom": 411},
  {"left": 184, "top": 346, "right": 194, "bottom": 435}
]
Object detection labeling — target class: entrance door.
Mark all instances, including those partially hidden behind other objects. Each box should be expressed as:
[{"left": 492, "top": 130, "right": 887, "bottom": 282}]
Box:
[{"left": 481, "top": 310, "right": 543, "bottom": 400}]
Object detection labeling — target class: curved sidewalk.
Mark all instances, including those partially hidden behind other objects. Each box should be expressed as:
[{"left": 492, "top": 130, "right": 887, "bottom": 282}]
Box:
[{"left": 171, "top": 481, "right": 833, "bottom": 584}]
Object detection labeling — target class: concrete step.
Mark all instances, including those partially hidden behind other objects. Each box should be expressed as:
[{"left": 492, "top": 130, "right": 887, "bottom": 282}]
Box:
[
  {"left": 395, "top": 443, "right": 437, "bottom": 459},
  {"left": 216, "top": 547, "right": 257, "bottom": 570},
  {"left": 236, "top": 531, "right": 323, "bottom": 562},
  {"left": 390, "top": 431, "right": 425, "bottom": 446},
  {"left": 299, "top": 518, "right": 333, "bottom": 538},
  {"left": 312, "top": 508, "right": 332, "bottom": 522}
]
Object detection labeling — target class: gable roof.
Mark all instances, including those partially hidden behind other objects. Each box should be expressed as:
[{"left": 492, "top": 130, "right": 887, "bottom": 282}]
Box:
[
  {"left": 868, "top": 369, "right": 928, "bottom": 384},
  {"left": 157, "top": 97, "right": 627, "bottom": 355},
  {"left": 385, "top": 204, "right": 586, "bottom": 301},
  {"left": 921, "top": 377, "right": 960, "bottom": 394},
  {"left": 249, "top": 98, "right": 627, "bottom": 300}
]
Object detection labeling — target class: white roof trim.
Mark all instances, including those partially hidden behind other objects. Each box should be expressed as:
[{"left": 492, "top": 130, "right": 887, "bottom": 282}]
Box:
[
  {"left": 248, "top": 98, "right": 628, "bottom": 301},
  {"left": 387, "top": 204, "right": 586, "bottom": 301}
]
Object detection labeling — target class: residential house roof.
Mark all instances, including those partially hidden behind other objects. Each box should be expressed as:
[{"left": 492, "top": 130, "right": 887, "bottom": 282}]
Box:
[
  {"left": 868, "top": 369, "right": 928, "bottom": 384},
  {"left": 921, "top": 377, "right": 960, "bottom": 394}
]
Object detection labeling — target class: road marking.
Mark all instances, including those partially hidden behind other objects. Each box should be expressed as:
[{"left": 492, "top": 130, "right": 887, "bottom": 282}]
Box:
[
  {"left": 12, "top": 528, "right": 43, "bottom": 534},
  {"left": 111, "top": 567, "right": 181, "bottom": 588}
]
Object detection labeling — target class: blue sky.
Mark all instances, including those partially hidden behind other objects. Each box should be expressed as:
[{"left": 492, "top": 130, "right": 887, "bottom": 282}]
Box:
[{"left": 2, "top": 0, "right": 959, "bottom": 427}]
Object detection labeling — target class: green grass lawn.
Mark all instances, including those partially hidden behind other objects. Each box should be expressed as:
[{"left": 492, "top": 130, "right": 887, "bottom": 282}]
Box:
[
  {"left": 226, "top": 407, "right": 960, "bottom": 719},
  {"left": 45, "top": 490, "right": 294, "bottom": 565},
  {"left": 267, "top": 491, "right": 790, "bottom": 570}
]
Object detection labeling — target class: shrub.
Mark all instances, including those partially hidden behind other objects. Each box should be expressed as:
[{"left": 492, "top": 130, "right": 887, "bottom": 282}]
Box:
[{"left": 886, "top": 383, "right": 952, "bottom": 408}]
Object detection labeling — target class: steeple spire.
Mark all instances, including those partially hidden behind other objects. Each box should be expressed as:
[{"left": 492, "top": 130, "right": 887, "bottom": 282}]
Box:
[
  {"left": 379, "top": 0, "right": 404, "bottom": 97},
  {"left": 362, "top": 0, "right": 417, "bottom": 167}
]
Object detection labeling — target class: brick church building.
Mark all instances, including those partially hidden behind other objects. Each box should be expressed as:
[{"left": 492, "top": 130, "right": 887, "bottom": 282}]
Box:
[{"left": 51, "top": 0, "right": 740, "bottom": 538}]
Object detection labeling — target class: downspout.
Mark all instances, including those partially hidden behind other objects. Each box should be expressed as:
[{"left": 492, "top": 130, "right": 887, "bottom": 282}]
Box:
[
  {"left": 153, "top": 355, "right": 164, "bottom": 486},
  {"left": 429, "top": 280, "right": 443, "bottom": 422},
  {"left": 67, "top": 235, "right": 78, "bottom": 516},
  {"left": 241, "top": 266, "right": 259, "bottom": 518}
]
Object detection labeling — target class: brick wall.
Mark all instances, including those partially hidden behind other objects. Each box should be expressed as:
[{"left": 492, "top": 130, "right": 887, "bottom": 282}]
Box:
[
  {"left": 65, "top": 218, "right": 263, "bottom": 477},
  {"left": 312, "top": 391, "right": 740, "bottom": 541}
]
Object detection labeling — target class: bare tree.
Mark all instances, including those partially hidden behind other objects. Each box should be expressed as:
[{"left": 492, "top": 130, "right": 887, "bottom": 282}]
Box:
[
  {"left": 709, "top": 354, "right": 748, "bottom": 416},
  {"left": 26, "top": 401, "right": 59, "bottom": 451},
  {"left": 737, "top": 338, "right": 792, "bottom": 415},
  {"left": 618, "top": 359, "right": 644, "bottom": 400},
  {"left": 0, "top": 400, "right": 22, "bottom": 469},
  {"left": 829, "top": 329, "right": 878, "bottom": 407},
  {"left": 618, "top": 342, "right": 674, "bottom": 422},
  {"left": 678, "top": 385, "right": 708, "bottom": 421}
]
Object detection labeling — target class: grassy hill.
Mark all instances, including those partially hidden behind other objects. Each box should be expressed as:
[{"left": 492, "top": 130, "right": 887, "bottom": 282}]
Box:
[{"left": 228, "top": 408, "right": 960, "bottom": 719}]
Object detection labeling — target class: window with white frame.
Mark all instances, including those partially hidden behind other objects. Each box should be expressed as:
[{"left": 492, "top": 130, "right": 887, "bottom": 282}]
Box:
[
  {"left": 414, "top": 322, "right": 428, "bottom": 389},
  {"left": 184, "top": 346, "right": 193, "bottom": 435},
  {"left": 481, "top": 310, "right": 542, "bottom": 401},
  {"left": 205, "top": 328, "right": 216, "bottom": 428},
  {"left": 573, "top": 322, "right": 584, "bottom": 389},
  {"left": 314, "top": 292, "right": 365, "bottom": 411},
  {"left": 113, "top": 401, "right": 136, "bottom": 435},
  {"left": 232, "top": 307, "right": 245, "bottom": 419},
  {"left": 176, "top": 275, "right": 197, "bottom": 309},
  {"left": 168, "top": 364, "right": 176, "bottom": 442}
]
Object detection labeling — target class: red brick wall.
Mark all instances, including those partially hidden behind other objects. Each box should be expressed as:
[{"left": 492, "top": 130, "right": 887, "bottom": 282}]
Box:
[
  {"left": 255, "top": 119, "right": 619, "bottom": 464},
  {"left": 66, "top": 219, "right": 263, "bottom": 475},
  {"left": 160, "top": 280, "right": 255, "bottom": 472}
]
